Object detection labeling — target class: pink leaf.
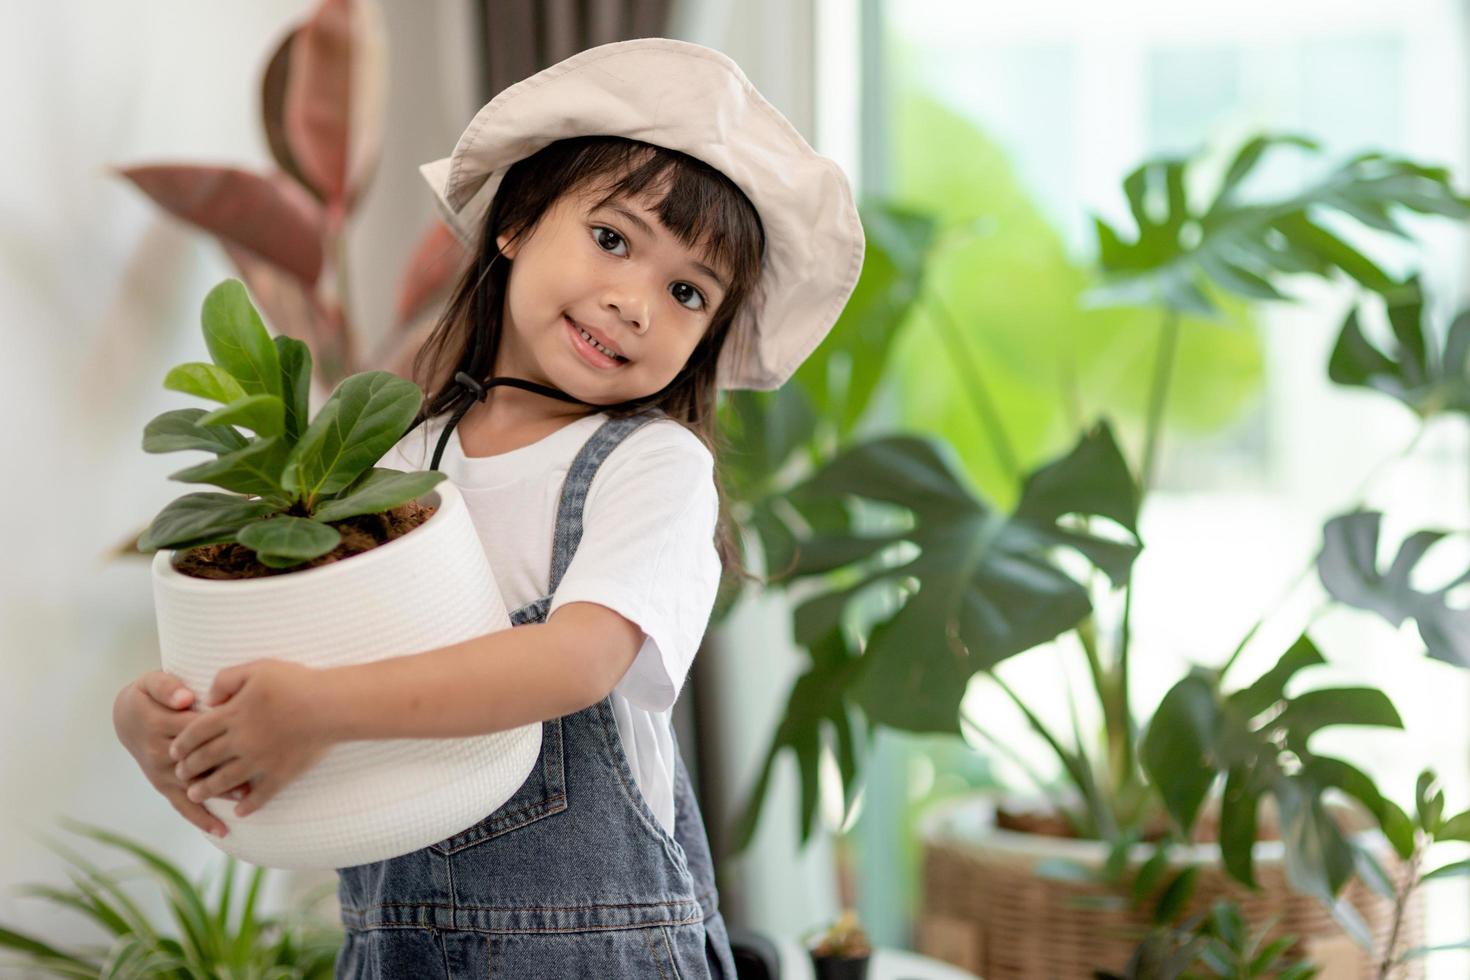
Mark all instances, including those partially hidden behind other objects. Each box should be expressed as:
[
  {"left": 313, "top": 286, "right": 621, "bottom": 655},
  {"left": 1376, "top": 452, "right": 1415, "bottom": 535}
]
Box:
[
  {"left": 284, "top": 0, "right": 353, "bottom": 205},
  {"left": 260, "top": 27, "right": 318, "bottom": 201},
  {"left": 344, "top": 0, "right": 387, "bottom": 210},
  {"left": 115, "top": 164, "right": 324, "bottom": 286}
]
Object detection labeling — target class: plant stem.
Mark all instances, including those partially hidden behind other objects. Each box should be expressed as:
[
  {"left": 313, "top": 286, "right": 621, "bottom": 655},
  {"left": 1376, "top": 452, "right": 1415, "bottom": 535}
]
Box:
[
  {"left": 1138, "top": 307, "right": 1182, "bottom": 497},
  {"left": 1217, "top": 422, "right": 1429, "bottom": 680},
  {"left": 921, "top": 289, "right": 1022, "bottom": 482},
  {"left": 1376, "top": 839, "right": 1424, "bottom": 980},
  {"left": 332, "top": 210, "right": 358, "bottom": 377},
  {"left": 1112, "top": 306, "right": 1183, "bottom": 798}
]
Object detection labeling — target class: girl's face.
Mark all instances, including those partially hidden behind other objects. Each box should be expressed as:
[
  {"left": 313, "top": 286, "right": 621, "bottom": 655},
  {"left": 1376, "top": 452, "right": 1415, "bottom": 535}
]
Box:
[{"left": 492, "top": 183, "right": 729, "bottom": 406}]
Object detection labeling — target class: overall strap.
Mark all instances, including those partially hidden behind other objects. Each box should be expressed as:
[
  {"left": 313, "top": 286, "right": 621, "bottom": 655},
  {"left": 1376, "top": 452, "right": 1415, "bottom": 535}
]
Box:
[{"left": 509, "top": 409, "right": 667, "bottom": 625}]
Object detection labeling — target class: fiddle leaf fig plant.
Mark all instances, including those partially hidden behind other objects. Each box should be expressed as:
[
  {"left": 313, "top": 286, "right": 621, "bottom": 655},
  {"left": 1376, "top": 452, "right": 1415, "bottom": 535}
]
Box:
[{"left": 136, "top": 278, "right": 444, "bottom": 569}]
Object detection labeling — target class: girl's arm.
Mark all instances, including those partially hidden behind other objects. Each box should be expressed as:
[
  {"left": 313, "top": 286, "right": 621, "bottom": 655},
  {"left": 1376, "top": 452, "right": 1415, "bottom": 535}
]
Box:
[
  {"left": 169, "top": 603, "right": 643, "bottom": 817},
  {"left": 320, "top": 601, "right": 643, "bottom": 741}
]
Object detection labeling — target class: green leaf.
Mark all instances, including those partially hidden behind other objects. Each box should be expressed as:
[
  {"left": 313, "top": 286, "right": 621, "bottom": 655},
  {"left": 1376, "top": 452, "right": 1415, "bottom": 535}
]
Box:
[
  {"left": 1131, "top": 846, "right": 1172, "bottom": 905},
  {"left": 1437, "top": 809, "right": 1470, "bottom": 842},
  {"left": 1301, "top": 755, "right": 1414, "bottom": 858},
  {"left": 197, "top": 393, "right": 285, "bottom": 437},
  {"left": 138, "top": 493, "right": 278, "bottom": 552},
  {"left": 1227, "top": 634, "right": 1326, "bottom": 718},
  {"left": 1421, "top": 858, "right": 1470, "bottom": 882},
  {"left": 729, "top": 628, "right": 869, "bottom": 856},
  {"left": 142, "top": 408, "right": 249, "bottom": 455},
  {"left": 163, "top": 362, "right": 248, "bottom": 405},
  {"left": 1416, "top": 770, "right": 1445, "bottom": 834},
  {"left": 1274, "top": 778, "right": 1357, "bottom": 905},
  {"left": 1328, "top": 278, "right": 1470, "bottom": 419},
  {"left": 1219, "top": 766, "right": 1260, "bottom": 888},
  {"left": 201, "top": 278, "right": 281, "bottom": 397},
  {"left": 792, "top": 203, "right": 939, "bottom": 437},
  {"left": 1141, "top": 672, "right": 1221, "bottom": 836},
  {"left": 1152, "top": 866, "right": 1198, "bottom": 925},
  {"left": 312, "top": 468, "right": 446, "bottom": 523},
  {"left": 169, "top": 437, "right": 290, "bottom": 498},
  {"left": 1317, "top": 510, "right": 1470, "bottom": 667},
  {"left": 1279, "top": 687, "right": 1403, "bottom": 741},
  {"left": 782, "top": 426, "right": 1141, "bottom": 733},
  {"left": 274, "top": 335, "right": 312, "bottom": 445},
  {"left": 236, "top": 517, "right": 341, "bottom": 562},
  {"left": 1089, "top": 133, "right": 1450, "bottom": 318},
  {"left": 283, "top": 371, "right": 424, "bottom": 502},
  {"left": 1014, "top": 418, "right": 1140, "bottom": 538}
]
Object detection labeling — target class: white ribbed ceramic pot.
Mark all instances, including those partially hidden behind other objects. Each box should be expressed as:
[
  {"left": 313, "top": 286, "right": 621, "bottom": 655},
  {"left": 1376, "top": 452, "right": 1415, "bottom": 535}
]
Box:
[{"left": 149, "top": 480, "right": 541, "bottom": 870}]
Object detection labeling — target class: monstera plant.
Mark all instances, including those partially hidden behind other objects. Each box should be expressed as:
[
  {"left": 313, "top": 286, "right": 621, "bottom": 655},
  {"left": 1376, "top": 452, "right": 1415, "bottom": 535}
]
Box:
[{"left": 716, "top": 132, "right": 1470, "bottom": 966}]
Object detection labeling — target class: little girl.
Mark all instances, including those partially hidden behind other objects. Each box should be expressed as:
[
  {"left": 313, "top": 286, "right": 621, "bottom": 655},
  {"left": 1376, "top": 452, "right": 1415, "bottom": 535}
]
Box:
[{"left": 113, "top": 37, "right": 863, "bottom": 978}]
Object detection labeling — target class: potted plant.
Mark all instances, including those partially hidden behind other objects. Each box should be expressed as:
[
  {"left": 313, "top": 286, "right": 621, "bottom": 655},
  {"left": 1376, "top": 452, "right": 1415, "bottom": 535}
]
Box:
[
  {"left": 804, "top": 908, "right": 874, "bottom": 980},
  {"left": 0, "top": 817, "right": 342, "bottom": 977},
  {"left": 136, "top": 276, "right": 538, "bottom": 871},
  {"left": 715, "top": 133, "right": 1470, "bottom": 975}
]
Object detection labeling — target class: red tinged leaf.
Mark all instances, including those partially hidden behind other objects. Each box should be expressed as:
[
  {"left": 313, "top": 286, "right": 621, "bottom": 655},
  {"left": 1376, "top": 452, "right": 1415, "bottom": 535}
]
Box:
[
  {"left": 260, "top": 27, "right": 317, "bottom": 200},
  {"left": 116, "top": 164, "right": 324, "bottom": 286},
  {"left": 344, "top": 0, "right": 387, "bottom": 211},
  {"left": 285, "top": 0, "right": 353, "bottom": 205},
  {"left": 395, "top": 221, "right": 468, "bottom": 328}
]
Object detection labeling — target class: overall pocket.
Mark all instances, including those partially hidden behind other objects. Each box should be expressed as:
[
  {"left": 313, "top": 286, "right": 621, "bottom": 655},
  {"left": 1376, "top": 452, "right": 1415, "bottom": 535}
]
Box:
[{"left": 428, "top": 717, "right": 568, "bottom": 855}]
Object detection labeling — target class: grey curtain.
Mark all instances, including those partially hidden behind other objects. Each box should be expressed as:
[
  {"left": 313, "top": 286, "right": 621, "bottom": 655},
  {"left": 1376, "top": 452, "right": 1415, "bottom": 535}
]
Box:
[{"left": 473, "top": 0, "right": 676, "bottom": 100}]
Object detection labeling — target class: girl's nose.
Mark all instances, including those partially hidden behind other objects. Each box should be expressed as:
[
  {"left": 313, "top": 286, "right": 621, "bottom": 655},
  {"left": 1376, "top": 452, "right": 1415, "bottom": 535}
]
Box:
[{"left": 605, "top": 291, "right": 651, "bottom": 334}]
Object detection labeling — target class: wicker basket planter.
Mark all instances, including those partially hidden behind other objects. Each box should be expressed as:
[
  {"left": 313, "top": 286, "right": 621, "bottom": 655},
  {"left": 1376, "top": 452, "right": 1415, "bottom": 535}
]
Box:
[
  {"left": 150, "top": 480, "right": 542, "bottom": 871},
  {"left": 913, "top": 794, "right": 1423, "bottom": 979}
]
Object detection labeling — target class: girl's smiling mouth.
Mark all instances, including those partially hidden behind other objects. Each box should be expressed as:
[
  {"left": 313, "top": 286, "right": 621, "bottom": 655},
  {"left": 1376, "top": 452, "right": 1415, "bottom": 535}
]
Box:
[{"left": 565, "top": 316, "right": 630, "bottom": 369}]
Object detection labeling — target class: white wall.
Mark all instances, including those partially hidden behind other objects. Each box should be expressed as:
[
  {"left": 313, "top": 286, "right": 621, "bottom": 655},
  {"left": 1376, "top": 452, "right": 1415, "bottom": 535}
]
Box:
[{"left": 0, "top": 0, "right": 479, "bottom": 949}]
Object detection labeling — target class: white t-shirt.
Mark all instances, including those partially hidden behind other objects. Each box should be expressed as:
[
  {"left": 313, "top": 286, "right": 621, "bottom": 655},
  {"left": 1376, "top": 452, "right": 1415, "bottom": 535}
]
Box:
[{"left": 380, "top": 411, "right": 722, "bottom": 837}]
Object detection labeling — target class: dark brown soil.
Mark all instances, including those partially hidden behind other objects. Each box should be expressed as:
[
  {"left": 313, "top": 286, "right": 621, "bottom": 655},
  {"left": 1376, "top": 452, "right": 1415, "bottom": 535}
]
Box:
[{"left": 172, "top": 500, "right": 437, "bottom": 580}]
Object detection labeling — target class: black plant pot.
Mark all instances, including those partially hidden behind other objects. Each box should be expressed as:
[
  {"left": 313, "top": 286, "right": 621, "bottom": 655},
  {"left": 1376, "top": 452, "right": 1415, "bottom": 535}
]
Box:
[{"left": 810, "top": 951, "right": 871, "bottom": 980}]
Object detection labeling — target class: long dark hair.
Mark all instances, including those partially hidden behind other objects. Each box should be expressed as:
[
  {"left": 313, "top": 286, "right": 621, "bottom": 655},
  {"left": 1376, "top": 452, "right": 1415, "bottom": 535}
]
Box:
[{"left": 409, "top": 135, "right": 766, "bottom": 584}]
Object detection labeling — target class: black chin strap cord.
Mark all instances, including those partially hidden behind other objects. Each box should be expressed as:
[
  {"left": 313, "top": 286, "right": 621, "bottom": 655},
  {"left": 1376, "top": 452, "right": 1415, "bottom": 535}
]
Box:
[
  {"left": 413, "top": 373, "right": 648, "bottom": 472},
  {"left": 424, "top": 374, "right": 587, "bottom": 471}
]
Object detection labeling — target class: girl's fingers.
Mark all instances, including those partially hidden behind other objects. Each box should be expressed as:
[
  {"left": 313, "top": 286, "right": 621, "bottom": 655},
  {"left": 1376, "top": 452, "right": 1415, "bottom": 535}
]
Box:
[
  {"left": 140, "top": 670, "right": 193, "bottom": 709},
  {"left": 186, "top": 758, "right": 252, "bottom": 804},
  {"left": 162, "top": 785, "right": 229, "bottom": 838},
  {"left": 175, "top": 735, "right": 233, "bottom": 782},
  {"left": 170, "top": 713, "right": 227, "bottom": 762}
]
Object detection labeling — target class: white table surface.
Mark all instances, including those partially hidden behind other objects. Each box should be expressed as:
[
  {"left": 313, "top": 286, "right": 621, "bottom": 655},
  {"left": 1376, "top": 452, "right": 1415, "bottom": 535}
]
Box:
[{"left": 769, "top": 937, "right": 982, "bottom": 980}]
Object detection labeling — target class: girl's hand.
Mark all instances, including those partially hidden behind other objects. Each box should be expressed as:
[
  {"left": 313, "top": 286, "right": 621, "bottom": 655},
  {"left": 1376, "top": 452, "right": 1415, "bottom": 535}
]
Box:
[
  {"left": 170, "top": 658, "right": 336, "bottom": 818},
  {"left": 112, "top": 671, "right": 245, "bottom": 838}
]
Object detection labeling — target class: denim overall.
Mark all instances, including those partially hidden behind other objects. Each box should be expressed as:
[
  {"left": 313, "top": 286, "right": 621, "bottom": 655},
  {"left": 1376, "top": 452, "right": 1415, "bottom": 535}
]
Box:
[{"left": 334, "top": 409, "right": 739, "bottom": 979}]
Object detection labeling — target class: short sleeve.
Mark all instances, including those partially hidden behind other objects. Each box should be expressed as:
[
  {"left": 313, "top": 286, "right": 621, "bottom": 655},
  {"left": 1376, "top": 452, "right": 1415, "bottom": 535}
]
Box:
[{"left": 547, "top": 422, "right": 722, "bottom": 712}]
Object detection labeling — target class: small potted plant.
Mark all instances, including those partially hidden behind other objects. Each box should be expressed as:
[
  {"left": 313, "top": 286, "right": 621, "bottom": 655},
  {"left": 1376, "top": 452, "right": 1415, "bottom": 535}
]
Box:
[
  {"left": 805, "top": 908, "right": 873, "bottom": 980},
  {"left": 135, "top": 277, "right": 539, "bottom": 871}
]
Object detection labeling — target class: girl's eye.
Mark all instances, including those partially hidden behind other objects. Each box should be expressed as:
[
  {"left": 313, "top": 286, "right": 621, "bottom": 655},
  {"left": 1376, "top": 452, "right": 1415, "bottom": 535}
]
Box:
[
  {"left": 671, "top": 282, "right": 706, "bottom": 312},
  {"left": 592, "top": 226, "right": 627, "bottom": 255},
  {"left": 592, "top": 226, "right": 708, "bottom": 313}
]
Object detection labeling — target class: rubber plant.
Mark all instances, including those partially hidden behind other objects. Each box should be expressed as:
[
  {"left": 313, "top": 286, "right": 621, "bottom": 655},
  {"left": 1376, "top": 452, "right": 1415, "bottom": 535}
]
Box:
[
  {"left": 136, "top": 277, "right": 443, "bottom": 570},
  {"left": 719, "top": 133, "right": 1470, "bottom": 954},
  {"left": 112, "top": 0, "right": 465, "bottom": 394}
]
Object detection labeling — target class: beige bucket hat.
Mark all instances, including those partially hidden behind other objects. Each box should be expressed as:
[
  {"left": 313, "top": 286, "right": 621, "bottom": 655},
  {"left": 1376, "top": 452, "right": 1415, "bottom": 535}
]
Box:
[{"left": 418, "top": 37, "right": 866, "bottom": 392}]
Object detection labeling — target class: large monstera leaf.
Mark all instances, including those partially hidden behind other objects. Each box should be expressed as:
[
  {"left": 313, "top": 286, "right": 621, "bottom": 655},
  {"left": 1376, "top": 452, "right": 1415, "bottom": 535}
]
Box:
[
  {"left": 1317, "top": 510, "right": 1470, "bottom": 667},
  {"left": 1329, "top": 277, "right": 1470, "bottom": 418},
  {"left": 1090, "top": 135, "right": 1470, "bottom": 316},
  {"left": 776, "top": 419, "right": 1140, "bottom": 734}
]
